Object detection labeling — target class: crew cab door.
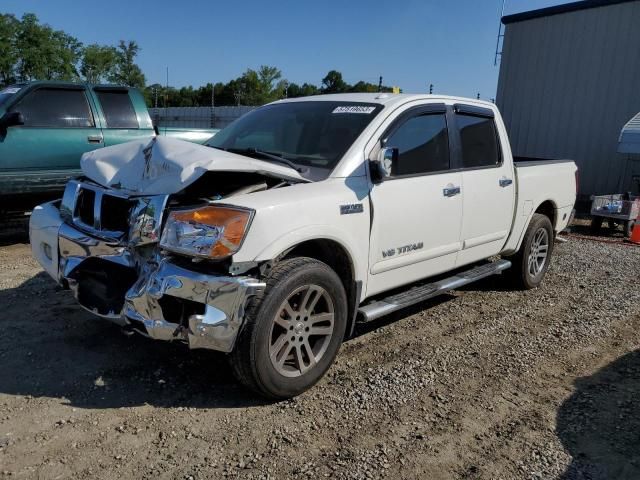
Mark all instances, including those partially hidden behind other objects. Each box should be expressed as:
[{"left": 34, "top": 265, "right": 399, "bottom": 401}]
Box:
[
  {"left": 451, "top": 104, "right": 515, "bottom": 267},
  {"left": 367, "top": 104, "right": 463, "bottom": 297},
  {"left": 0, "top": 86, "right": 103, "bottom": 173}
]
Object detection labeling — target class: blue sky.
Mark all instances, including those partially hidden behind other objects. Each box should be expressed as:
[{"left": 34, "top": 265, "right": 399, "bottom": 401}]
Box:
[{"left": 3, "top": 0, "right": 573, "bottom": 99}]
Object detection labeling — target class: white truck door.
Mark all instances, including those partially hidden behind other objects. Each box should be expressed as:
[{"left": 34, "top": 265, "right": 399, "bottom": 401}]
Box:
[
  {"left": 452, "top": 104, "right": 515, "bottom": 267},
  {"left": 367, "top": 105, "right": 463, "bottom": 297}
]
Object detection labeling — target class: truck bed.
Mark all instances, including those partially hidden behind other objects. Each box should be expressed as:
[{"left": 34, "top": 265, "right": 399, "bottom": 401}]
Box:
[{"left": 514, "top": 156, "right": 576, "bottom": 167}]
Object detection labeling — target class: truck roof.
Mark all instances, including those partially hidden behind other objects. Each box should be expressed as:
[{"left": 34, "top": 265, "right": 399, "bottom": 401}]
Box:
[
  {"left": 274, "top": 92, "right": 497, "bottom": 109},
  {"left": 11, "top": 80, "right": 134, "bottom": 90}
]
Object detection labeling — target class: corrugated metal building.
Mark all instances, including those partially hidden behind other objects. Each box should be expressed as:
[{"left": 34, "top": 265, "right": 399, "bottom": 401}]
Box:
[{"left": 496, "top": 0, "right": 640, "bottom": 198}]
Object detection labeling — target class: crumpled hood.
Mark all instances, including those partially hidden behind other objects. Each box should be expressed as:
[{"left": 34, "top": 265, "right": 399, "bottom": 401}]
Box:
[{"left": 80, "top": 137, "right": 309, "bottom": 195}]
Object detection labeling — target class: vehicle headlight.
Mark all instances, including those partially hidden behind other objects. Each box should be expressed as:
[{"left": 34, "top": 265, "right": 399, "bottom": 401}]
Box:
[{"left": 160, "top": 205, "right": 253, "bottom": 259}]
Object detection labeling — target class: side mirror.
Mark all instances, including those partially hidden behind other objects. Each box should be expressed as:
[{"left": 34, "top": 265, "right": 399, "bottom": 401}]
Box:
[
  {"left": 370, "top": 147, "right": 397, "bottom": 182},
  {"left": 0, "top": 111, "right": 25, "bottom": 131}
]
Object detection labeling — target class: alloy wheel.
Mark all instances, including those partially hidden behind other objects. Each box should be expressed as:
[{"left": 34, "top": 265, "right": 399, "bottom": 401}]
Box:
[
  {"left": 268, "top": 284, "right": 335, "bottom": 377},
  {"left": 528, "top": 228, "right": 549, "bottom": 277}
]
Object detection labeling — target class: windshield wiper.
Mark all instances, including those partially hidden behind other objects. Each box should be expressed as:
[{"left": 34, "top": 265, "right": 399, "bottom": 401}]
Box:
[{"left": 219, "top": 147, "right": 308, "bottom": 174}]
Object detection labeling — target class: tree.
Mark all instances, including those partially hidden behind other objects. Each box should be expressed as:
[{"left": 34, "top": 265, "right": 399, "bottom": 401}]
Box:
[
  {"left": 0, "top": 14, "right": 19, "bottom": 85},
  {"left": 81, "top": 44, "right": 117, "bottom": 84},
  {"left": 321, "top": 70, "right": 348, "bottom": 93},
  {"left": 14, "top": 13, "right": 82, "bottom": 82},
  {"left": 286, "top": 82, "right": 320, "bottom": 98},
  {"left": 109, "top": 40, "right": 145, "bottom": 88}
]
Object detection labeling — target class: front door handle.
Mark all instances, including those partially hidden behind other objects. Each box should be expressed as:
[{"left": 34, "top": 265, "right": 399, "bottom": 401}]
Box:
[
  {"left": 443, "top": 185, "right": 461, "bottom": 197},
  {"left": 87, "top": 135, "right": 103, "bottom": 144},
  {"left": 499, "top": 177, "right": 513, "bottom": 187}
]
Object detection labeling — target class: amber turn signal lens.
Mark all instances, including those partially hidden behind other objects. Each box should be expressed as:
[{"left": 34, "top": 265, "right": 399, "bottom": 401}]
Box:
[{"left": 161, "top": 206, "right": 252, "bottom": 258}]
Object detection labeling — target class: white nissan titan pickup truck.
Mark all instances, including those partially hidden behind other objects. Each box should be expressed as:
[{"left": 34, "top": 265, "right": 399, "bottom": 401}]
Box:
[{"left": 29, "top": 93, "right": 577, "bottom": 399}]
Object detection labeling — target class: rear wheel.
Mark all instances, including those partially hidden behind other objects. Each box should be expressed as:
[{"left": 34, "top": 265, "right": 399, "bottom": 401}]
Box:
[
  {"left": 230, "top": 257, "right": 347, "bottom": 399},
  {"left": 506, "top": 213, "right": 554, "bottom": 289}
]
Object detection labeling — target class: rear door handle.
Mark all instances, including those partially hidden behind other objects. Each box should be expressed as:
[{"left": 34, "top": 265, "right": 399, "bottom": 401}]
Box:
[
  {"left": 87, "top": 135, "right": 103, "bottom": 144},
  {"left": 499, "top": 177, "right": 513, "bottom": 187},
  {"left": 443, "top": 185, "right": 461, "bottom": 197}
]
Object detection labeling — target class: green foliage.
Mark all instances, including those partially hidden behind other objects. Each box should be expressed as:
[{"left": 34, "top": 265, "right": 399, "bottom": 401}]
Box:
[
  {"left": 0, "top": 14, "right": 19, "bottom": 85},
  {"left": 321, "top": 70, "right": 349, "bottom": 93},
  {"left": 81, "top": 44, "right": 117, "bottom": 84},
  {"left": 13, "top": 13, "right": 82, "bottom": 82},
  {"left": 108, "top": 41, "right": 146, "bottom": 88},
  {"left": 141, "top": 68, "right": 393, "bottom": 108},
  {"left": 0, "top": 14, "right": 145, "bottom": 89}
]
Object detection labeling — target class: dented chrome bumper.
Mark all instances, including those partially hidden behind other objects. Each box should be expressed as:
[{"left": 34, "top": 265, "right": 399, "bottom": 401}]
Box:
[{"left": 29, "top": 199, "right": 264, "bottom": 353}]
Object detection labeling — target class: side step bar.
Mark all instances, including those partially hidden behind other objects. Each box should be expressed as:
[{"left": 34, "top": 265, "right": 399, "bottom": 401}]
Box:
[{"left": 358, "top": 259, "right": 511, "bottom": 322}]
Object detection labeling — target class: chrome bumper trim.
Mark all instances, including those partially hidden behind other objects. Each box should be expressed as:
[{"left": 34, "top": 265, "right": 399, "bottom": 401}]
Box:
[
  {"left": 33, "top": 201, "right": 265, "bottom": 353},
  {"left": 124, "top": 260, "right": 264, "bottom": 352}
]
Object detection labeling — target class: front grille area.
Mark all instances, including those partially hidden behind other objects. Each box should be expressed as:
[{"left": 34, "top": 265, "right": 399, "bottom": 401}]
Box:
[
  {"left": 74, "top": 188, "right": 96, "bottom": 226},
  {"left": 101, "top": 194, "right": 133, "bottom": 233},
  {"left": 61, "top": 179, "right": 167, "bottom": 245}
]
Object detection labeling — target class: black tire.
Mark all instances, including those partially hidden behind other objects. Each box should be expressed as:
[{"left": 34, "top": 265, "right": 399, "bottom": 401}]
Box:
[
  {"left": 506, "top": 213, "right": 554, "bottom": 290},
  {"left": 590, "top": 216, "right": 603, "bottom": 233},
  {"left": 229, "top": 257, "right": 347, "bottom": 399},
  {"left": 624, "top": 220, "right": 635, "bottom": 239}
]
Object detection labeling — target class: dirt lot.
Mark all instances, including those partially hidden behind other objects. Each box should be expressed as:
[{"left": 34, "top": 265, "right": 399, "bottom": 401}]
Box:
[{"left": 1, "top": 223, "right": 639, "bottom": 480}]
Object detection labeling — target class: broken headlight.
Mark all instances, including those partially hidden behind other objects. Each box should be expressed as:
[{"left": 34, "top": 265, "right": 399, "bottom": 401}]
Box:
[{"left": 160, "top": 205, "right": 253, "bottom": 259}]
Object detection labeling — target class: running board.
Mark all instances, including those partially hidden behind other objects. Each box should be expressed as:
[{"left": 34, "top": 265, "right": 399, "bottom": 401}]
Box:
[{"left": 358, "top": 259, "right": 511, "bottom": 322}]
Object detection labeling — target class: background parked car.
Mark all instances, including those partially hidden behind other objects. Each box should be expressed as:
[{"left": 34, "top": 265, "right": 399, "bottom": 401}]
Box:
[{"left": 0, "top": 81, "right": 218, "bottom": 215}]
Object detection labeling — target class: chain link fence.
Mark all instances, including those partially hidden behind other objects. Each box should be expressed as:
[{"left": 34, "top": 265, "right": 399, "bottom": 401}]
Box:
[{"left": 148, "top": 106, "right": 256, "bottom": 129}]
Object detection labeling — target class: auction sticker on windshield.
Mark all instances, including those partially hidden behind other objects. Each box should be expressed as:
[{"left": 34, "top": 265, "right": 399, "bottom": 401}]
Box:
[{"left": 332, "top": 106, "right": 376, "bottom": 114}]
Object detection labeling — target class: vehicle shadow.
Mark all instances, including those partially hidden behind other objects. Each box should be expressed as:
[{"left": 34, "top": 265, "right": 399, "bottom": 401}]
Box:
[
  {"left": 0, "top": 272, "right": 270, "bottom": 409},
  {"left": 556, "top": 349, "right": 640, "bottom": 479},
  {"left": 352, "top": 294, "right": 456, "bottom": 338},
  {"left": 0, "top": 218, "right": 29, "bottom": 246}
]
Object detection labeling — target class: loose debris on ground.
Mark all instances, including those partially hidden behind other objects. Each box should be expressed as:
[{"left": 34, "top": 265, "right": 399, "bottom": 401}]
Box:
[{"left": 0, "top": 225, "right": 639, "bottom": 479}]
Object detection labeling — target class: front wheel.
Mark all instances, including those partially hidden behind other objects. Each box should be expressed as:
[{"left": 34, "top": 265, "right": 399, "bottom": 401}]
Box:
[
  {"left": 230, "top": 257, "right": 347, "bottom": 399},
  {"left": 506, "top": 213, "right": 554, "bottom": 289}
]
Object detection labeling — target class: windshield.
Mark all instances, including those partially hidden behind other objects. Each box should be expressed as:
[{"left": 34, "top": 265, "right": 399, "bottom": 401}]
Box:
[
  {"left": 0, "top": 85, "right": 22, "bottom": 108},
  {"left": 207, "top": 101, "right": 383, "bottom": 176}
]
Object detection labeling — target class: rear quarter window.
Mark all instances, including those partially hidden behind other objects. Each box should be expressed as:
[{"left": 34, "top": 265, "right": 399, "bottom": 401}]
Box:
[
  {"left": 456, "top": 114, "right": 501, "bottom": 168},
  {"left": 96, "top": 90, "right": 139, "bottom": 129}
]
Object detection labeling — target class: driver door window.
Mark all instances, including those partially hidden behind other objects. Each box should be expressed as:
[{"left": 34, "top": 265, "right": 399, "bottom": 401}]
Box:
[
  {"left": 385, "top": 113, "right": 450, "bottom": 176},
  {"left": 12, "top": 88, "right": 94, "bottom": 127}
]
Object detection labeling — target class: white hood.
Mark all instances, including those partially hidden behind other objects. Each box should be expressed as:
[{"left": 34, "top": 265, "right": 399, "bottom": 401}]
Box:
[{"left": 80, "top": 137, "right": 308, "bottom": 195}]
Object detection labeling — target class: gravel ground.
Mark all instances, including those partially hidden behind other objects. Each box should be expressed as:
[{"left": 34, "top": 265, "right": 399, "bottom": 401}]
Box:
[{"left": 0, "top": 226, "right": 639, "bottom": 479}]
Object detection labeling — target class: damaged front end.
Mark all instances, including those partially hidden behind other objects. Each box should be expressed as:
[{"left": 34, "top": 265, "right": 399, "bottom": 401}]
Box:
[{"left": 30, "top": 177, "right": 266, "bottom": 352}]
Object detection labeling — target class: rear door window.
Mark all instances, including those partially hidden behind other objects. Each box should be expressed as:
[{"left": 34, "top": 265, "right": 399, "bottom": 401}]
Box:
[
  {"left": 12, "top": 88, "right": 94, "bottom": 128},
  {"left": 95, "top": 90, "right": 139, "bottom": 129},
  {"left": 456, "top": 114, "right": 501, "bottom": 168}
]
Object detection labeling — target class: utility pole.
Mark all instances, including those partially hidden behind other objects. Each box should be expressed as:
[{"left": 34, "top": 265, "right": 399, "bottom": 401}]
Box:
[
  {"left": 378, "top": 76, "right": 383, "bottom": 92},
  {"left": 211, "top": 83, "right": 215, "bottom": 129}
]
